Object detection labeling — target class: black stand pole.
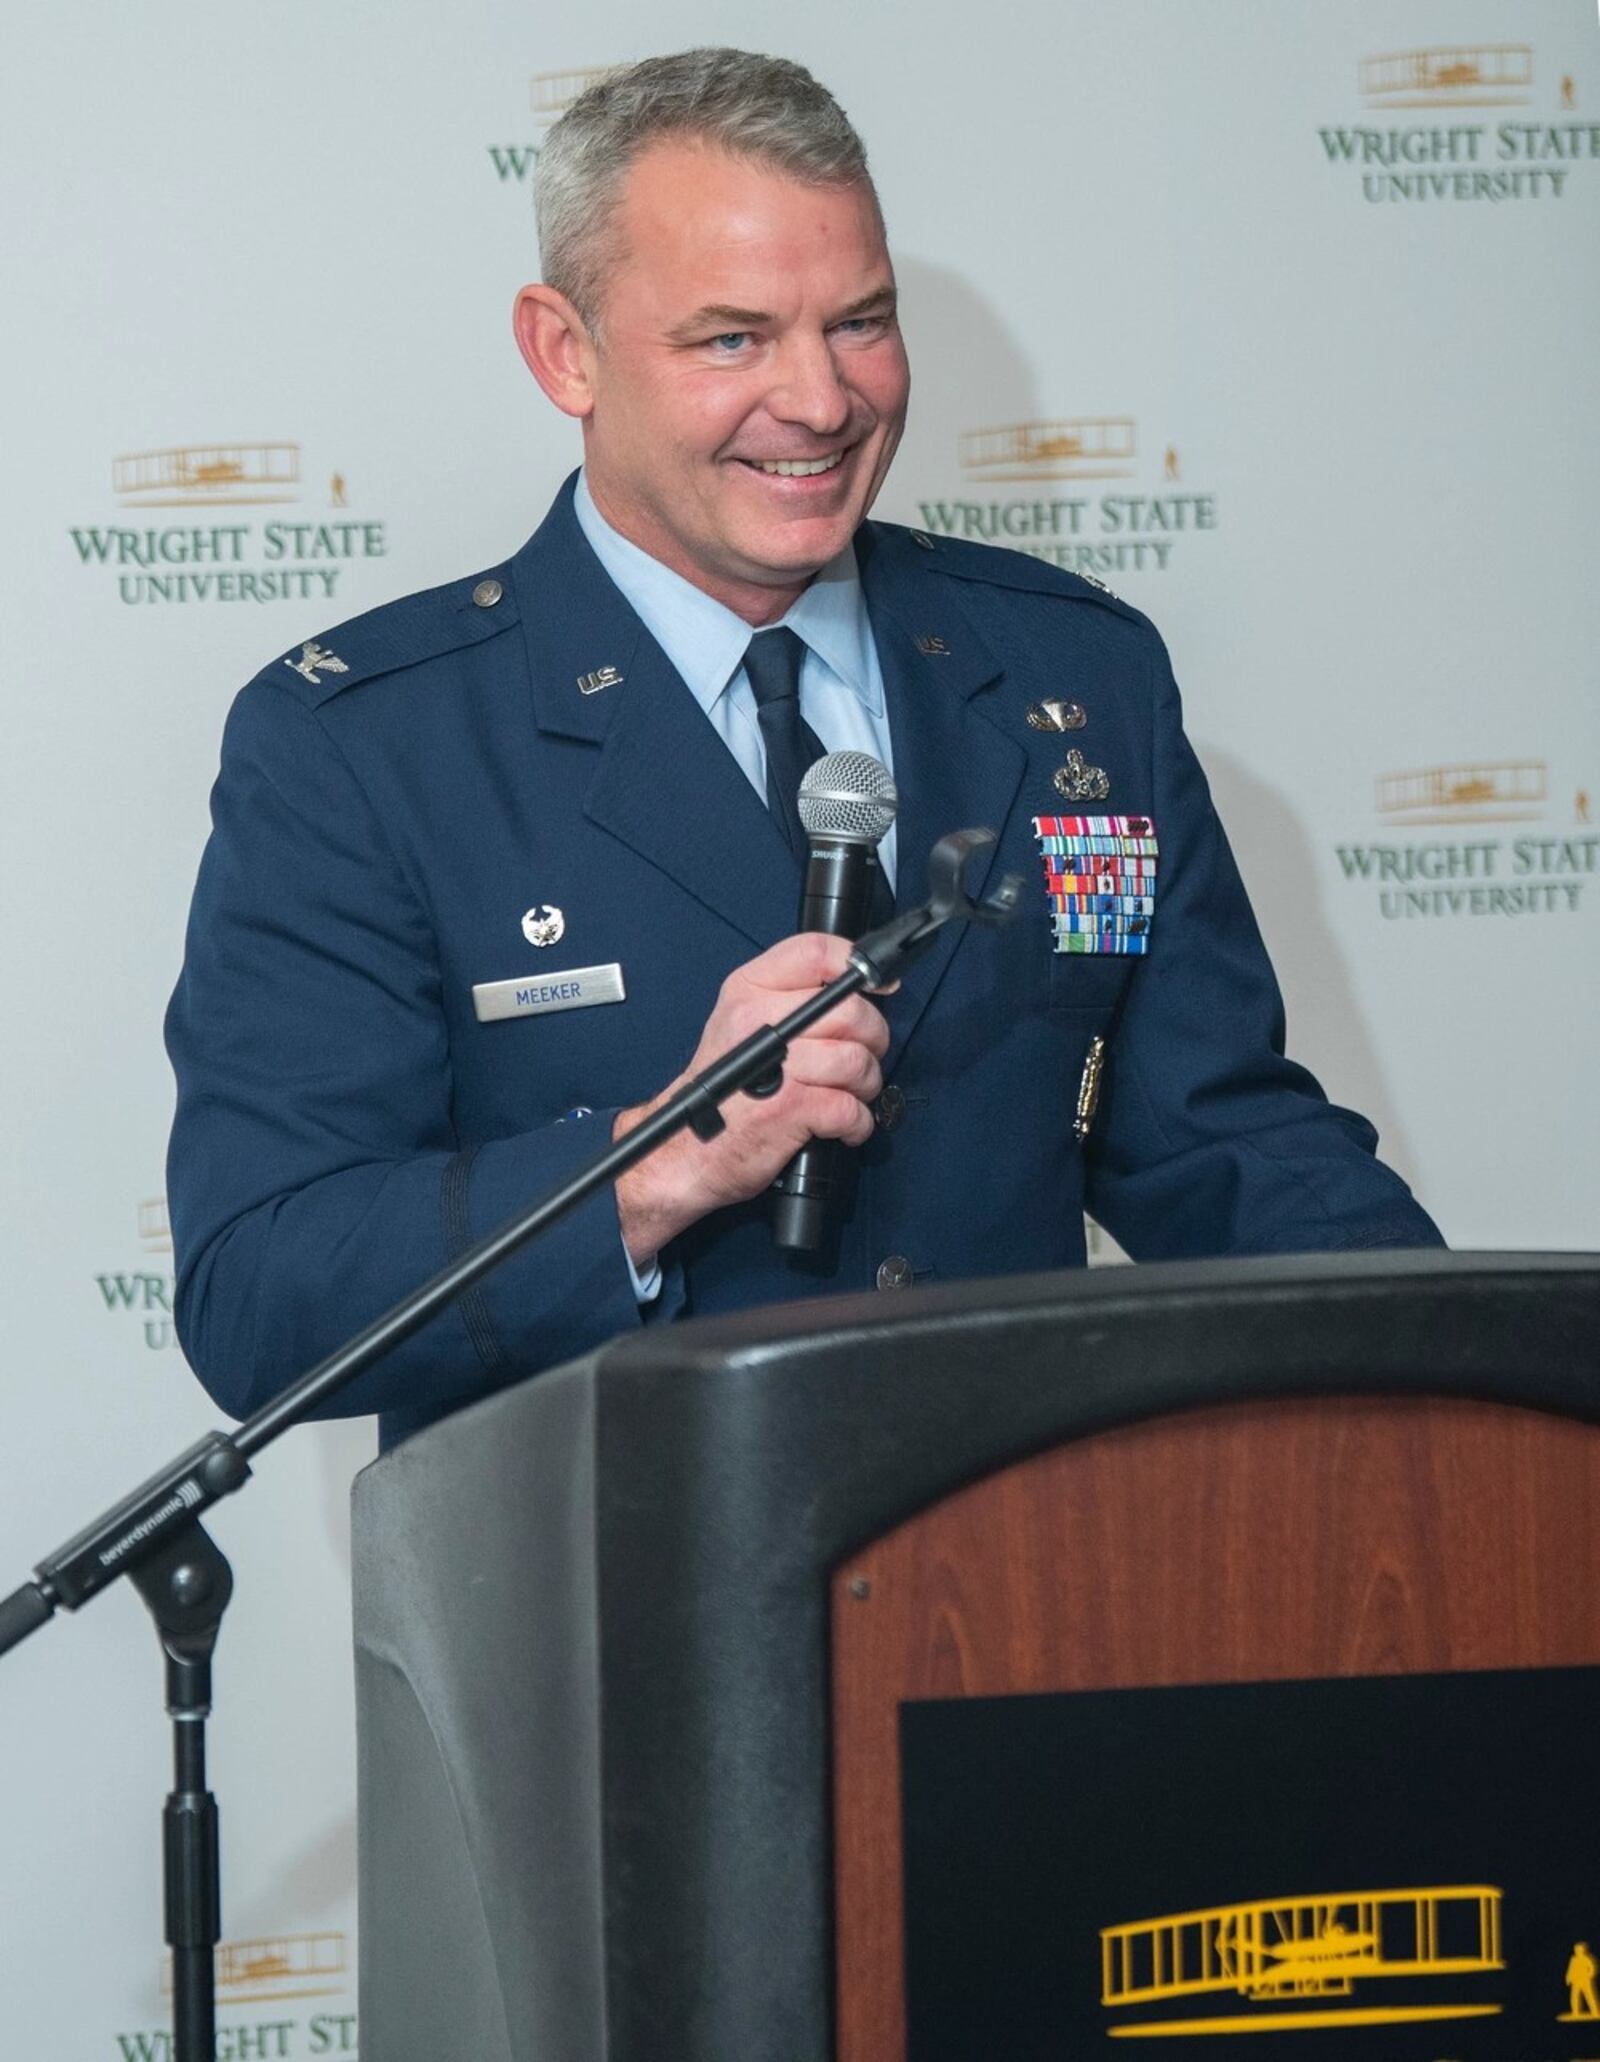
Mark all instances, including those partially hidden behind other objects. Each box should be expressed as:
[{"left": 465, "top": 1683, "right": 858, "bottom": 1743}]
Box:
[
  {"left": 0, "top": 829, "right": 1020, "bottom": 2053},
  {"left": 129, "top": 1522, "right": 232, "bottom": 2062}
]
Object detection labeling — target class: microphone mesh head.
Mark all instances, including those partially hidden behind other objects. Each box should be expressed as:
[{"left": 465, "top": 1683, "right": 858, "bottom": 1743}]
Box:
[{"left": 797, "top": 751, "right": 899, "bottom": 846}]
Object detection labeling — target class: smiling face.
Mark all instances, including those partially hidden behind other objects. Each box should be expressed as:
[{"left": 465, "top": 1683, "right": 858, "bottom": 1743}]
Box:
[{"left": 541, "top": 141, "right": 910, "bottom": 624}]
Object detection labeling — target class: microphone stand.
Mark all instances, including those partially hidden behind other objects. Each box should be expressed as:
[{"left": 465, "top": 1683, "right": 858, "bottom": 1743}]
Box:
[{"left": 0, "top": 831, "right": 1020, "bottom": 2062}]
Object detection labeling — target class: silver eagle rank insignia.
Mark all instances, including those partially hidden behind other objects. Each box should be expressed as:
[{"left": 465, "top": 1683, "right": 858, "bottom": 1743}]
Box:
[{"left": 284, "top": 641, "right": 349, "bottom": 686}]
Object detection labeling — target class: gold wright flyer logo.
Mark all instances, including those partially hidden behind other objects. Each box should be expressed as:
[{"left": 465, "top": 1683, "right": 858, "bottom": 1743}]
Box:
[
  {"left": 1320, "top": 45, "right": 1596, "bottom": 202},
  {"left": 1101, "top": 1885, "right": 1504, "bottom": 2038},
  {"left": 1333, "top": 754, "right": 1595, "bottom": 923},
  {"left": 68, "top": 438, "right": 388, "bottom": 606},
  {"left": 917, "top": 417, "right": 1216, "bottom": 579}
]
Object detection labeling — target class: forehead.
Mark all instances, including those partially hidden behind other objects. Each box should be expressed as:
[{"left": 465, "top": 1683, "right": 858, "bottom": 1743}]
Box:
[{"left": 607, "top": 140, "right": 891, "bottom": 309}]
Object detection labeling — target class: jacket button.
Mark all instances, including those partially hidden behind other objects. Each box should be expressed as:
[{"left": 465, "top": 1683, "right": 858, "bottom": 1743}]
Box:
[
  {"left": 876, "top": 1254, "right": 914, "bottom": 1290},
  {"left": 875, "top": 1084, "right": 906, "bottom": 1131},
  {"left": 472, "top": 578, "right": 504, "bottom": 608}
]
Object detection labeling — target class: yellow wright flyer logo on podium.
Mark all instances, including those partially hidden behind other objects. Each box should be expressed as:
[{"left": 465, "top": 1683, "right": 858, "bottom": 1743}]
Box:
[
  {"left": 898, "top": 1666, "right": 1600, "bottom": 2057},
  {"left": 1101, "top": 1885, "right": 1504, "bottom": 2038}
]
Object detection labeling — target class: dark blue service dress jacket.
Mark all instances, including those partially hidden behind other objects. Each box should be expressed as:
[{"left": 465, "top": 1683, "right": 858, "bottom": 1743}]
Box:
[{"left": 165, "top": 476, "right": 1440, "bottom": 1447}]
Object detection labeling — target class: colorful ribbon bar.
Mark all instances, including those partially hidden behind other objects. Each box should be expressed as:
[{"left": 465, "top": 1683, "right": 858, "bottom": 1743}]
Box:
[
  {"left": 1044, "top": 866, "right": 1158, "bottom": 890},
  {"left": 1049, "top": 894, "right": 1156, "bottom": 916},
  {"left": 1035, "top": 810, "right": 1160, "bottom": 955},
  {"left": 1053, "top": 913, "right": 1152, "bottom": 935},
  {"left": 1036, "top": 836, "right": 1160, "bottom": 858},
  {"left": 1056, "top": 931, "right": 1151, "bottom": 954},
  {"left": 1035, "top": 815, "right": 1155, "bottom": 838}
]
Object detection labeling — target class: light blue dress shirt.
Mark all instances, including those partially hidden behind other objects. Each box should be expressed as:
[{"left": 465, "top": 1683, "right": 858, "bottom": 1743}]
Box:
[
  {"left": 574, "top": 472, "right": 899, "bottom": 1304},
  {"left": 574, "top": 471, "right": 898, "bottom": 890}
]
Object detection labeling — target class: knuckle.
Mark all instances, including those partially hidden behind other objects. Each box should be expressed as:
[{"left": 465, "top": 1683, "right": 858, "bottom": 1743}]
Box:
[{"left": 818, "top": 1088, "right": 857, "bottom": 1137}]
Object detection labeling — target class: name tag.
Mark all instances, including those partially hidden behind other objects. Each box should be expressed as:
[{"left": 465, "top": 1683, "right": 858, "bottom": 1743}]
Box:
[{"left": 472, "top": 963, "right": 626, "bottom": 1023}]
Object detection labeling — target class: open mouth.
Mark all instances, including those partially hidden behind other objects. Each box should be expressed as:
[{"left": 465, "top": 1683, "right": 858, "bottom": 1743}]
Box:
[{"left": 738, "top": 451, "right": 847, "bottom": 479}]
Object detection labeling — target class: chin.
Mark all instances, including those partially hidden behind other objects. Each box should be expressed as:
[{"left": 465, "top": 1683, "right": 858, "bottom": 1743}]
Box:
[{"left": 745, "top": 517, "right": 858, "bottom": 572}]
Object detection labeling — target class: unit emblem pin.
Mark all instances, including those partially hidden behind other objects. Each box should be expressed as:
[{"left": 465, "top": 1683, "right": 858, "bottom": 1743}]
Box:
[{"left": 521, "top": 905, "right": 566, "bottom": 948}]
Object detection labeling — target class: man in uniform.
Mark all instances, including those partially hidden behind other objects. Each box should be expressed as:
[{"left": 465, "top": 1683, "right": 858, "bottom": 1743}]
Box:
[{"left": 165, "top": 49, "right": 1440, "bottom": 1450}]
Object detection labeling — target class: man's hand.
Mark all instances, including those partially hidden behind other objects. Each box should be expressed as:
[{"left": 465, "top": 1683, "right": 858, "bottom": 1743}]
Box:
[{"left": 613, "top": 933, "right": 890, "bottom": 1265}]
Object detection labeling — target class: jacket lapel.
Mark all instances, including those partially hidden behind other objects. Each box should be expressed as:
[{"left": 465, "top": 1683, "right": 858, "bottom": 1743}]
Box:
[
  {"left": 860, "top": 529, "right": 1027, "bottom": 1061},
  {"left": 513, "top": 479, "right": 798, "bottom": 951}
]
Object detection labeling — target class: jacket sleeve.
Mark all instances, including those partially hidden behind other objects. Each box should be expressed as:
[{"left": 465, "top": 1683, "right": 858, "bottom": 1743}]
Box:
[
  {"left": 165, "top": 679, "right": 685, "bottom": 1430},
  {"left": 1083, "top": 632, "right": 1444, "bottom": 1259}
]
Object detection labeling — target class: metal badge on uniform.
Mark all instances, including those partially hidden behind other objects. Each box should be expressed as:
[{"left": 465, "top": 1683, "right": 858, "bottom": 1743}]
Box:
[
  {"left": 1027, "top": 699, "right": 1086, "bottom": 733},
  {"left": 284, "top": 641, "right": 348, "bottom": 686},
  {"left": 577, "top": 665, "right": 623, "bottom": 696},
  {"left": 1075, "top": 1033, "right": 1107, "bottom": 1141},
  {"left": 1033, "top": 814, "right": 1160, "bottom": 956},
  {"left": 1052, "top": 749, "right": 1110, "bottom": 802},
  {"left": 472, "top": 963, "right": 626, "bottom": 1023},
  {"left": 521, "top": 904, "right": 565, "bottom": 947}
]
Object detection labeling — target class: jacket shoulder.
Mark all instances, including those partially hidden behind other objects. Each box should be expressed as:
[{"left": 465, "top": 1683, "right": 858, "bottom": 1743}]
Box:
[
  {"left": 865, "top": 519, "right": 1152, "bottom": 631},
  {"left": 249, "top": 563, "right": 520, "bottom": 709}
]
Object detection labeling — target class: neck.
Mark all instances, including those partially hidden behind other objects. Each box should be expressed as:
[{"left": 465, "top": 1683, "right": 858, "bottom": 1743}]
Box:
[{"left": 582, "top": 475, "right": 814, "bottom": 626}]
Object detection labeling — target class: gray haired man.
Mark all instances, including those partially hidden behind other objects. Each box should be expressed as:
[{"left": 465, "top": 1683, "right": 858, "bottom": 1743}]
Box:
[{"left": 167, "top": 49, "right": 1439, "bottom": 1449}]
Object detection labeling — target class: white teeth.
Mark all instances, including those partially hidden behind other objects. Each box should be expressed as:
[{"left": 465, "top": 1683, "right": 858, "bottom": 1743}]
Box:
[{"left": 752, "top": 453, "right": 843, "bottom": 477}]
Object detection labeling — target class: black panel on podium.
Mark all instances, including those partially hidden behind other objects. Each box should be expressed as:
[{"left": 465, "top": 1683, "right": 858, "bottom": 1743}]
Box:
[{"left": 351, "top": 1252, "right": 1599, "bottom": 2061}]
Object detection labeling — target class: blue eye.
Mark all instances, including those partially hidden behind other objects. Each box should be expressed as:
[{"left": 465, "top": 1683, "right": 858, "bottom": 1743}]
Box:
[{"left": 710, "top": 332, "right": 751, "bottom": 352}]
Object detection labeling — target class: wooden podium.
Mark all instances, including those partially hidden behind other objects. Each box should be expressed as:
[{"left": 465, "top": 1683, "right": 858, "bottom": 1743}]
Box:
[{"left": 352, "top": 1252, "right": 1600, "bottom": 2060}]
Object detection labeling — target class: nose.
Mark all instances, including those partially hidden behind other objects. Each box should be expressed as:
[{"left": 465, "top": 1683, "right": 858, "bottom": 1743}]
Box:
[{"left": 768, "top": 333, "right": 854, "bottom": 436}]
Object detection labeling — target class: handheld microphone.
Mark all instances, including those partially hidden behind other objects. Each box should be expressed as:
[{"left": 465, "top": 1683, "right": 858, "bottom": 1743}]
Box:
[{"left": 772, "top": 751, "right": 899, "bottom": 1254}]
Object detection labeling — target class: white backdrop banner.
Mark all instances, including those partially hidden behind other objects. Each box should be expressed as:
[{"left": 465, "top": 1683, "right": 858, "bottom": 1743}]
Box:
[{"left": 2, "top": 2, "right": 1595, "bottom": 2052}]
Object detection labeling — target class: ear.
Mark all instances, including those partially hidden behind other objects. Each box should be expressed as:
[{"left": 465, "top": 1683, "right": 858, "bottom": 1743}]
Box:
[{"left": 513, "top": 284, "right": 597, "bottom": 419}]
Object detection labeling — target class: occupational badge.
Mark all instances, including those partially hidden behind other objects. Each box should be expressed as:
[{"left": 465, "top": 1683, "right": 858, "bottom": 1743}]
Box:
[
  {"left": 1052, "top": 750, "right": 1111, "bottom": 802},
  {"left": 521, "top": 905, "right": 566, "bottom": 948},
  {"left": 1033, "top": 814, "right": 1160, "bottom": 955}
]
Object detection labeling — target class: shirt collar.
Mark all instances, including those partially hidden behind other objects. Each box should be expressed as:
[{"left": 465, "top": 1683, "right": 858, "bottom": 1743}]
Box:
[{"left": 574, "top": 469, "right": 881, "bottom": 720}]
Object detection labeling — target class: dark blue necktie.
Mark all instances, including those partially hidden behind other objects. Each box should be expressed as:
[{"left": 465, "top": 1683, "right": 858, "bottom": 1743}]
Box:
[{"left": 743, "top": 627, "right": 826, "bottom": 863}]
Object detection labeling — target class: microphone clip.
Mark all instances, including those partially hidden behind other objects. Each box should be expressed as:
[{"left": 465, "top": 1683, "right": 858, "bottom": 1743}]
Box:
[{"left": 849, "top": 829, "right": 1023, "bottom": 987}]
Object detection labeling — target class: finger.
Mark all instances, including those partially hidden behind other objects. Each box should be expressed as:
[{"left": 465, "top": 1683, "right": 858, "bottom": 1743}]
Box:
[
  {"left": 793, "top": 1085, "right": 878, "bottom": 1148},
  {"left": 797, "top": 993, "right": 890, "bottom": 1054},
  {"left": 781, "top": 1038, "right": 883, "bottom": 1102},
  {"left": 742, "top": 931, "right": 856, "bottom": 989}
]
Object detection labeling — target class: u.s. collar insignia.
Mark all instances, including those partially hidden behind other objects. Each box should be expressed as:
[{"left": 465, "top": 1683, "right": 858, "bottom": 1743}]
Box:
[
  {"left": 915, "top": 633, "right": 950, "bottom": 656},
  {"left": 284, "top": 640, "right": 348, "bottom": 686},
  {"left": 1053, "top": 749, "right": 1110, "bottom": 802},
  {"left": 577, "top": 665, "right": 623, "bottom": 696},
  {"left": 521, "top": 904, "right": 565, "bottom": 948}
]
